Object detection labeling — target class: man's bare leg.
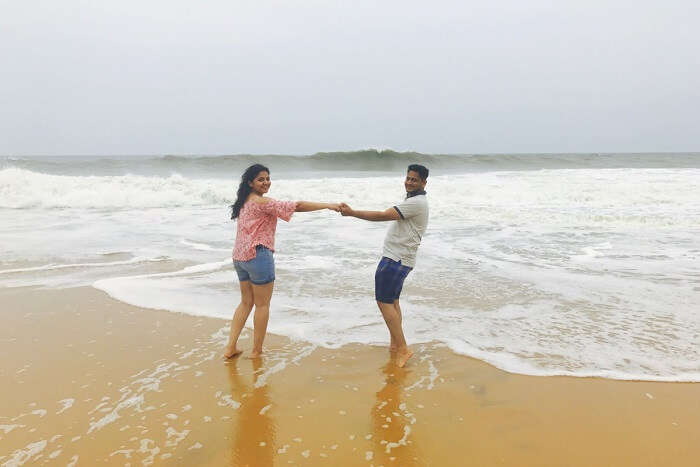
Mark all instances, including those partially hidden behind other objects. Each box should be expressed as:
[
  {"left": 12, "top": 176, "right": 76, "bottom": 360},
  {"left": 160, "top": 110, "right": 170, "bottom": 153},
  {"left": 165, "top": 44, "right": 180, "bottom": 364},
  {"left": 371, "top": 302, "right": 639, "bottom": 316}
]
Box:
[
  {"left": 248, "top": 281, "right": 275, "bottom": 359},
  {"left": 223, "top": 281, "right": 254, "bottom": 359},
  {"left": 377, "top": 301, "right": 413, "bottom": 367},
  {"left": 389, "top": 299, "right": 402, "bottom": 352}
]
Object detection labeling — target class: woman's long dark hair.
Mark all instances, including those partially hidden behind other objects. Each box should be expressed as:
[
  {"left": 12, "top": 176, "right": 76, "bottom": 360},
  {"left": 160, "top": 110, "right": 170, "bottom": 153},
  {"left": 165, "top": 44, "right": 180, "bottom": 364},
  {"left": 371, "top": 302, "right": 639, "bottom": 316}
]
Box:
[{"left": 230, "top": 164, "right": 270, "bottom": 219}]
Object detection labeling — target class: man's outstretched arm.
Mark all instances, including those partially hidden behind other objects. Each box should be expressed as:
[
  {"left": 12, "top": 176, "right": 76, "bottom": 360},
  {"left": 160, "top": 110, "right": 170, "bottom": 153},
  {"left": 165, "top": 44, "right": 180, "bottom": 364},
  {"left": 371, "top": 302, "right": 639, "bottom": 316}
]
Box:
[{"left": 339, "top": 203, "right": 401, "bottom": 222}]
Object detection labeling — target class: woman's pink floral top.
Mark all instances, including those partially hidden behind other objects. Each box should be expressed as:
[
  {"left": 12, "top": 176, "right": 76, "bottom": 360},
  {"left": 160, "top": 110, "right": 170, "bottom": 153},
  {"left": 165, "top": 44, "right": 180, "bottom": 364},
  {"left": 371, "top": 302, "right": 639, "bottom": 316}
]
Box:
[{"left": 233, "top": 199, "right": 297, "bottom": 261}]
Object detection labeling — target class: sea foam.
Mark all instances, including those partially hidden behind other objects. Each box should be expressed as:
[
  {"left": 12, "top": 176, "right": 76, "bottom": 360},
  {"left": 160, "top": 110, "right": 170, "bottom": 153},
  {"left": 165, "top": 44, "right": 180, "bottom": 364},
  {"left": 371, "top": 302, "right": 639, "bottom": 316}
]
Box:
[{"left": 2, "top": 167, "right": 699, "bottom": 382}]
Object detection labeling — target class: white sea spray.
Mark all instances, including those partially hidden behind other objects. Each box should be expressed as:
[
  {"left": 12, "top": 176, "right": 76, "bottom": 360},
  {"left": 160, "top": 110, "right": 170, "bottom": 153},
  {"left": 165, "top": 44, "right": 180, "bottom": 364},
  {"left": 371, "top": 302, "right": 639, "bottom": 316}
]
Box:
[{"left": 2, "top": 165, "right": 699, "bottom": 382}]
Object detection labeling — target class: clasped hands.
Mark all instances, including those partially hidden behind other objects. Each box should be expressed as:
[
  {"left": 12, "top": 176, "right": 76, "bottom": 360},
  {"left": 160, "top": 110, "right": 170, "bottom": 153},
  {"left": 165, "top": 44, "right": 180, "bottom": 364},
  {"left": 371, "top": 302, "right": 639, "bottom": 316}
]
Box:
[{"left": 328, "top": 203, "right": 354, "bottom": 216}]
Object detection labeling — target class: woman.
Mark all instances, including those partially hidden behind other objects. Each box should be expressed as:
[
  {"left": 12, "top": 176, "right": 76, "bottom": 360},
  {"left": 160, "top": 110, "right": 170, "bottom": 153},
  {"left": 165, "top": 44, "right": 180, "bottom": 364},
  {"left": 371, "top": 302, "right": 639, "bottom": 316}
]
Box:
[{"left": 223, "top": 163, "right": 339, "bottom": 359}]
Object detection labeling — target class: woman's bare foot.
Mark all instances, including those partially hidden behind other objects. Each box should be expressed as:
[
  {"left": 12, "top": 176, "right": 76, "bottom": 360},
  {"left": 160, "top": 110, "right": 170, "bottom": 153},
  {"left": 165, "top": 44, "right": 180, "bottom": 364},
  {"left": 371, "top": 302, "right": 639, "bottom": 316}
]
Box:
[
  {"left": 395, "top": 348, "right": 413, "bottom": 368},
  {"left": 246, "top": 350, "right": 263, "bottom": 359},
  {"left": 222, "top": 345, "right": 243, "bottom": 359}
]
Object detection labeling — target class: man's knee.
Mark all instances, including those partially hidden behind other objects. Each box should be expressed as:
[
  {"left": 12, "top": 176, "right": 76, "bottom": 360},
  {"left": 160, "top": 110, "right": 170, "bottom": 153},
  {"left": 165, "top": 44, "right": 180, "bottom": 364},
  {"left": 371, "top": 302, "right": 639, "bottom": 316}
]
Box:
[
  {"left": 376, "top": 301, "right": 395, "bottom": 316},
  {"left": 376, "top": 300, "right": 398, "bottom": 310}
]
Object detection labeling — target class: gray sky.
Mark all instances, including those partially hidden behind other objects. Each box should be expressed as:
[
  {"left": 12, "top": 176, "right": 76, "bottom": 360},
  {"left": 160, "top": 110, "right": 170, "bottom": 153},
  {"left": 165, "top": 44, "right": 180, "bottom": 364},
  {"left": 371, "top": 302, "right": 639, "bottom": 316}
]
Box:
[{"left": 1, "top": 0, "right": 698, "bottom": 155}]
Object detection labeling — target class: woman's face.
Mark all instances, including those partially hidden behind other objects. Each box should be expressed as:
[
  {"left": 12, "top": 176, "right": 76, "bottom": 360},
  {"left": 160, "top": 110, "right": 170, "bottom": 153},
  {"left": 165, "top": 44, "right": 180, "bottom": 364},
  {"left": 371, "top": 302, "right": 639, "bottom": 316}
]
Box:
[{"left": 248, "top": 171, "right": 271, "bottom": 195}]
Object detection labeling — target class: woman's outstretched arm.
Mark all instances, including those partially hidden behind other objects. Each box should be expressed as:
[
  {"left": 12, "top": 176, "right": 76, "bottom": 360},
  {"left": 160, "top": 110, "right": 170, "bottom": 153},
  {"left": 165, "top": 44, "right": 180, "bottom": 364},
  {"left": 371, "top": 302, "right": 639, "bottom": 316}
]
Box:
[{"left": 295, "top": 201, "right": 341, "bottom": 212}]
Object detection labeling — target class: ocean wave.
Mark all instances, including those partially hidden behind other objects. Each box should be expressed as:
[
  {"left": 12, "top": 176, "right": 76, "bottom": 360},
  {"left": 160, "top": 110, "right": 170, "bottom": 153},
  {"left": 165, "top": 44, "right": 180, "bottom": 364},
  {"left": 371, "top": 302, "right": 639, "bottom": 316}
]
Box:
[
  {"left": 0, "top": 256, "right": 167, "bottom": 275},
  {"left": 0, "top": 168, "right": 233, "bottom": 209},
  {"left": 2, "top": 168, "right": 700, "bottom": 231},
  {"left": 2, "top": 151, "right": 699, "bottom": 178},
  {"left": 91, "top": 260, "right": 700, "bottom": 383}
]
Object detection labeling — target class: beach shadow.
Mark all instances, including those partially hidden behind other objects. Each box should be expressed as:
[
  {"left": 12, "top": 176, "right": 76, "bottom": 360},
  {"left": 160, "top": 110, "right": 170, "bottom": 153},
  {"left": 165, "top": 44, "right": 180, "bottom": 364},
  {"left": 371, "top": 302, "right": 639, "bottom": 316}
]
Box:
[
  {"left": 371, "top": 362, "right": 421, "bottom": 466},
  {"left": 227, "top": 358, "right": 275, "bottom": 467}
]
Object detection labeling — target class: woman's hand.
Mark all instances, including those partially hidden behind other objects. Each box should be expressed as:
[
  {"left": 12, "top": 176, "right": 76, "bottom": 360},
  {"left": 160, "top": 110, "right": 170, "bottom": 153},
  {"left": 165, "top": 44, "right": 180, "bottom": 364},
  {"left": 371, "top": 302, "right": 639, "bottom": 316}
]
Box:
[{"left": 296, "top": 201, "right": 342, "bottom": 212}]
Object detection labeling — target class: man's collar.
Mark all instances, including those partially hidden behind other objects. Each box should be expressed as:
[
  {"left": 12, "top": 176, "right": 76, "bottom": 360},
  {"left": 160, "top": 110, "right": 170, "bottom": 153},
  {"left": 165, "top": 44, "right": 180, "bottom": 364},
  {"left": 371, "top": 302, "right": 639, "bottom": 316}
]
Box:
[{"left": 406, "top": 189, "right": 427, "bottom": 199}]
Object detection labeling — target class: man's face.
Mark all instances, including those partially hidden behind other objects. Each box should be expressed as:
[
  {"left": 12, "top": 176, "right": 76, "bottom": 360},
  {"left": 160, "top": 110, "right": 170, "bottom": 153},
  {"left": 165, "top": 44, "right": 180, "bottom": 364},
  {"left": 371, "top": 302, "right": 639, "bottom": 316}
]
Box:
[{"left": 404, "top": 170, "right": 426, "bottom": 193}]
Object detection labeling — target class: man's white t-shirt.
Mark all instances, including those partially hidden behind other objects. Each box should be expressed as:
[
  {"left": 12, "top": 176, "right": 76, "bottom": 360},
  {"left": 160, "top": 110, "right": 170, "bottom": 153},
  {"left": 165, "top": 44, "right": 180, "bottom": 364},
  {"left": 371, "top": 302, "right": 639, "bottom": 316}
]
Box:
[{"left": 382, "top": 193, "right": 429, "bottom": 268}]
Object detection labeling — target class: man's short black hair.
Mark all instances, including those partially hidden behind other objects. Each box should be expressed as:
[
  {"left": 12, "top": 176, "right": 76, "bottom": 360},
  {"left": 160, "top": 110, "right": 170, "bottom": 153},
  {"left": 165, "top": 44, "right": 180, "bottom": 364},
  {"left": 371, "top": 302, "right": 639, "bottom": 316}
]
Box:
[{"left": 407, "top": 164, "right": 429, "bottom": 181}]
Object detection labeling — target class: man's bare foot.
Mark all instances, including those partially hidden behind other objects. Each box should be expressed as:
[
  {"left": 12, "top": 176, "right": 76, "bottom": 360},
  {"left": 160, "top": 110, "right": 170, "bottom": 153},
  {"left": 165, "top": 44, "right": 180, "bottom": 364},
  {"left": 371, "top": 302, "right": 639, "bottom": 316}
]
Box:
[
  {"left": 395, "top": 348, "right": 413, "bottom": 368},
  {"left": 246, "top": 350, "right": 263, "bottom": 359},
  {"left": 222, "top": 346, "right": 242, "bottom": 359},
  {"left": 389, "top": 344, "right": 398, "bottom": 353}
]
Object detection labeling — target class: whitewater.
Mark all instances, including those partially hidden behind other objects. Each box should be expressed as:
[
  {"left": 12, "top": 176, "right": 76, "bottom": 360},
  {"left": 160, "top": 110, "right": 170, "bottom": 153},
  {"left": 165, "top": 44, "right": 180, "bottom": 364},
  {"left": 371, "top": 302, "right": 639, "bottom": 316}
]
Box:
[{"left": 1, "top": 152, "right": 699, "bottom": 382}]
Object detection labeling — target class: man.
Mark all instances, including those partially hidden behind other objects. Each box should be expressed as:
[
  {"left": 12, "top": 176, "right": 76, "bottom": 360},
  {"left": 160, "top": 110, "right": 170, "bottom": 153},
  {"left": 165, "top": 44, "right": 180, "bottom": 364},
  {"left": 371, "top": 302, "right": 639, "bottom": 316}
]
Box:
[{"left": 340, "top": 164, "right": 429, "bottom": 367}]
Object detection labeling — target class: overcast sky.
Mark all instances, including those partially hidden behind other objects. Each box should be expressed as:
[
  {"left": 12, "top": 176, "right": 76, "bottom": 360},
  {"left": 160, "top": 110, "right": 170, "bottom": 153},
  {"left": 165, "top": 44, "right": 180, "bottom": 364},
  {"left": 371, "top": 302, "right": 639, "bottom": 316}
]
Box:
[{"left": 1, "top": 0, "right": 698, "bottom": 155}]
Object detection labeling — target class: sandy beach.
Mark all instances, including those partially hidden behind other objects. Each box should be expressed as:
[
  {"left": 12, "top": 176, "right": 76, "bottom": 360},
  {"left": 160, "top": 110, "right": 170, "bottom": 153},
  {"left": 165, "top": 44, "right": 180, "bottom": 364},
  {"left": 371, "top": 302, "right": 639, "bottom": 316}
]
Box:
[{"left": 1, "top": 286, "right": 699, "bottom": 466}]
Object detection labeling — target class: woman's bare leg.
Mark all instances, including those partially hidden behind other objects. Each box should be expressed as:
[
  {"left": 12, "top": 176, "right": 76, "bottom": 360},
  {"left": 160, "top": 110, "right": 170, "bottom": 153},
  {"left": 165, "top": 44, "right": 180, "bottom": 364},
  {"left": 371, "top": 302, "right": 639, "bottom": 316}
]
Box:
[
  {"left": 248, "top": 281, "right": 275, "bottom": 358},
  {"left": 223, "top": 280, "right": 254, "bottom": 359}
]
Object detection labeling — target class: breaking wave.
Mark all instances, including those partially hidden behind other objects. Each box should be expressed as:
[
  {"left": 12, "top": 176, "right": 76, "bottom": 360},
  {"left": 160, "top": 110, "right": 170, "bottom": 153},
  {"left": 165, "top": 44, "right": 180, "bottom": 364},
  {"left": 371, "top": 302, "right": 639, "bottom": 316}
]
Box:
[{"left": 2, "top": 150, "right": 699, "bottom": 178}]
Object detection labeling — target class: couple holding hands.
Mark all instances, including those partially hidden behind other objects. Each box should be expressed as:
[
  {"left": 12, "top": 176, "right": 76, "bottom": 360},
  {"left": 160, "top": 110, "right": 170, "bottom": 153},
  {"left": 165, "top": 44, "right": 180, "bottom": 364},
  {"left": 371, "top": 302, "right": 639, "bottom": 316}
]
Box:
[{"left": 224, "top": 163, "right": 429, "bottom": 368}]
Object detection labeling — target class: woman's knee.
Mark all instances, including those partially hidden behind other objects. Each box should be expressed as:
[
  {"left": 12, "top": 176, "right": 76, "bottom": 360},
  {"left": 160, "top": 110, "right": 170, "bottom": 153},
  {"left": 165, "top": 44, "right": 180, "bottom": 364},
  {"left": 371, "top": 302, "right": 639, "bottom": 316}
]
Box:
[{"left": 251, "top": 282, "right": 274, "bottom": 308}]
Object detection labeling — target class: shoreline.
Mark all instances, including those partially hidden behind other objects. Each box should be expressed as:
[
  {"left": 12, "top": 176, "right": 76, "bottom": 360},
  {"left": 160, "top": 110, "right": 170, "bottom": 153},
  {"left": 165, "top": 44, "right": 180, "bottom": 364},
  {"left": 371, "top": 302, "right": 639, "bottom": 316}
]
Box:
[{"left": 1, "top": 286, "right": 699, "bottom": 466}]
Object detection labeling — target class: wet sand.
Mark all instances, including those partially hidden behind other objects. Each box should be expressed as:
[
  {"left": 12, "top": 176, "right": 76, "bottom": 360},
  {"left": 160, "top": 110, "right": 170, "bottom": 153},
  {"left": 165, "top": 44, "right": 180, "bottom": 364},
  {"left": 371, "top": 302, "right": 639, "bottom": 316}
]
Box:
[{"left": 1, "top": 286, "right": 699, "bottom": 466}]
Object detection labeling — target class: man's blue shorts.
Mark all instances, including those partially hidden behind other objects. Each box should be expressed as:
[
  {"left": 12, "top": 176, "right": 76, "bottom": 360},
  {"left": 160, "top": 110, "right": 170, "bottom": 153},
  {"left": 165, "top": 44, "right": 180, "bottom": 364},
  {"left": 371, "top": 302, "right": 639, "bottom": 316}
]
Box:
[
  {"left": 233, "top": 245, "right": 275, "bottom": 285},
  {"left": 375, "top": 256, "right": 412, "bottom": 304}
]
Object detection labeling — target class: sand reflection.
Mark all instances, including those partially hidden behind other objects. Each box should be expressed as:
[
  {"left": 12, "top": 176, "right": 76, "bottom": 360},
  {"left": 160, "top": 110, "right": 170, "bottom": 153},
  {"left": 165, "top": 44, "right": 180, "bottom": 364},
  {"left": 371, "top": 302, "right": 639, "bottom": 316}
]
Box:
[
  {"left": 227, "top": 358, "right": 275, "bottom": 467},
  {"left": 372, "top": 362, "right": 420, "bottom": 466}
]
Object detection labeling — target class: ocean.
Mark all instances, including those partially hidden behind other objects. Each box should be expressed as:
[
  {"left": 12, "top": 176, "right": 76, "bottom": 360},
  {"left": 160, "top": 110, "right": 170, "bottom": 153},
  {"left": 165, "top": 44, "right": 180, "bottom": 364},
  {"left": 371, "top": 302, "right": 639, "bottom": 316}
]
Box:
[{"left": 2, "top": 151, "right": 699, "bottom": 381}]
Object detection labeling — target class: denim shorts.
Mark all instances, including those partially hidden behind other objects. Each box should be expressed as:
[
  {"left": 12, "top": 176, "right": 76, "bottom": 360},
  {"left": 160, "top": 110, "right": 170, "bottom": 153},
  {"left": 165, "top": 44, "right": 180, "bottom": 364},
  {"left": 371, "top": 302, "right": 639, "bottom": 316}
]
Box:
[
  {"left": 233, "top": 245, "right": 275, "bottom": 285},
  {"left": 375, "top": 256, "right": 413, "bottom": 304}
]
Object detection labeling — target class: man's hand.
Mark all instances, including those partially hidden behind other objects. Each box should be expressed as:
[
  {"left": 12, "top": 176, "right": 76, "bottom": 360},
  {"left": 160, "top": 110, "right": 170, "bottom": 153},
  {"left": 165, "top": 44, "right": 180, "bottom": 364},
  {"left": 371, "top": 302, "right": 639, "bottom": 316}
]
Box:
[{"left": 339, "top": 202, "right": 353, "bottom": 216}]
